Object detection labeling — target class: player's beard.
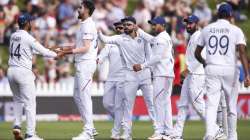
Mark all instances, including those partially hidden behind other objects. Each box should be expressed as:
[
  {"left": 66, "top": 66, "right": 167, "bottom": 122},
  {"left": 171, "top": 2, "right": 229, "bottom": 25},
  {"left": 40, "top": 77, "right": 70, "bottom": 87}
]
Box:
[
  {"left": 124, "top": 29, "right": 133, "bottom": 34},
  {"left": 187, "top": 28, "right": 195, "bottom": 34}
]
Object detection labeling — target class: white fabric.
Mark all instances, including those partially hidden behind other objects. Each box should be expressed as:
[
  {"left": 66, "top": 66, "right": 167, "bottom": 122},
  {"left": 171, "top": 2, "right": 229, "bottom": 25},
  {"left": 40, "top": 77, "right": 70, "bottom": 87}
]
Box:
[
  {"left": 185, "top": 30, "right": 205, "bottom": 74},
  {"left": 7, "top": 67, "right": 36, "bottom": 136},
  {"left": 142, "top": 31, "right": 175, "bottom": 77},
  {"left": 73, "top": 60, "right": 96, "bottom": 133},
  {"left": 98, "top": 32, "right": 151, "bottom": 73},
  {"left": 102, "top": 81, "right": 125, "bottom": 136},
  {"left": 197, "top": 19, "right": 246, "bottom": 71},
  {"left": 74, "top": 17, "right": 98, "bottom": 62},
  {"left": 153, "top": 77, "right": 173, "bottom": 135},
  {"left": 123, "top": 78, "right": 155, "bottom": 136},
  {"left": 173, "top": 74, "right": 205, "bottom": 137},
  {"left": 8, "top": 30, "right": 57, "bottom": 70},
  {"left": 97, "top": 44, "right": 124, "bottom": 81}
]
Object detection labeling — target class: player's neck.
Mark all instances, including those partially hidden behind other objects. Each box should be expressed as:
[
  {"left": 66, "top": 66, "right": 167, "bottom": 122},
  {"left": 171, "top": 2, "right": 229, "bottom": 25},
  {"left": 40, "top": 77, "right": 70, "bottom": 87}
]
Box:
[{"left": 129, "top": 31, "right": 137, "bottom": 39}]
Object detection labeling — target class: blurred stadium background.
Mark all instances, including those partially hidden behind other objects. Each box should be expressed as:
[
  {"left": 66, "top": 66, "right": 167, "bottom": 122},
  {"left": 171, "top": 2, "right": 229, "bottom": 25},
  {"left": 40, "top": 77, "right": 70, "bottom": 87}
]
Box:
[{"left": 0, "top": 0, "right": 250, "bottom": 139}]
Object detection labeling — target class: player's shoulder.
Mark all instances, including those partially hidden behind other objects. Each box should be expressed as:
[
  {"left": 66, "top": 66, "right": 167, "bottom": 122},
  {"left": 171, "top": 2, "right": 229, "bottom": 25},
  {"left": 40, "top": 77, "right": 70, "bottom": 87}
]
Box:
[{"left": 230, "top": 24, "right": 243, "bottom": 33}]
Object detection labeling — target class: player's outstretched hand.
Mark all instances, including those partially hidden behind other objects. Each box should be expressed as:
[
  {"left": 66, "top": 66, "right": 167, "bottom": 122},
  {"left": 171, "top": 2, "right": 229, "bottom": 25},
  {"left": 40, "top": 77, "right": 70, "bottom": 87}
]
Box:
[
  {"left": 244, "top": 76, "right": 250, "bottom": 87},
  {"left": 133, "top": 64, "right": 142, "bottom": 72},
  {"left": 55, "top": 51, "right": 65, "bottom": 59}
]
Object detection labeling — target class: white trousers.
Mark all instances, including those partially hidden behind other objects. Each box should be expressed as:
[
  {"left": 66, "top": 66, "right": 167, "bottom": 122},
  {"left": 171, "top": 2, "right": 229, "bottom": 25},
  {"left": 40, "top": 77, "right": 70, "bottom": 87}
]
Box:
[
  {"left": 123, "top": 78, "right": 155, "bottom": 135},
  {"left": 73, "top": 61, "right": 96, "bottom": 133},
  {"left": 7, "top": 67, "right": 36, "bottom": 136},
  {"left": 174, "top": 74, "right": 205, "bottom": 137},
  {"left": 205, "top": 73, "right": 238, "bottom": 140},
  {"left": 103, "top": 81, "right": 125, "bottom": 135},
  {"left": 153, "top": 77, "right": 174, "bottom": 135}
]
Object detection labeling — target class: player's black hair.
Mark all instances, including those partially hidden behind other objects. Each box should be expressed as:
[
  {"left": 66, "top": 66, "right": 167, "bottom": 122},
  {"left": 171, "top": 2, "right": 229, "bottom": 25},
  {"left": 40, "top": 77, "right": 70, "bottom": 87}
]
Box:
[
  {"left": 113, "top": 21, "right": 123, "bottom": 26},
  {"left": 218, "top": 12, "right": 231, "bottom": 19},
  {"left": 82, "top": 0, "right": 95, "bottom": 16},
  {"left": 121, "top": 16, "right": 136, "bottom": 24}
]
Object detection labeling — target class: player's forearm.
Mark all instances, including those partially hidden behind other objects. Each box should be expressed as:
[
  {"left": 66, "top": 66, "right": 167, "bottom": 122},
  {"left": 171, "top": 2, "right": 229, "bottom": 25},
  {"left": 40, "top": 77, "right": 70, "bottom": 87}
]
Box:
[
  {"left": 143, "top": 55, "right": 161, "bottom": 68},
  {"left": 98, "top": 31, "right": 117, "bottom": 44},
  {"left": 33, "top": 41, "right": 57, "bottom": 57},
  {"left": 138, "top": 28, "right": 154, "bottom": 42},
  {"left": 239, "top": 45, "right": 249, "bottom": 77},
  {"left": 195, "top": 46, "right": 206, "bottom": 67}
]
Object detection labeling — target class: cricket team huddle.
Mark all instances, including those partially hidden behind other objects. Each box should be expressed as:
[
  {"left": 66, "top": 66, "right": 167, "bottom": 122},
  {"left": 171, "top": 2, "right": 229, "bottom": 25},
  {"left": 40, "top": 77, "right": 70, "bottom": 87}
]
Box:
[{"left": 6, "top": 0, "right": 249, "bottom": 140}]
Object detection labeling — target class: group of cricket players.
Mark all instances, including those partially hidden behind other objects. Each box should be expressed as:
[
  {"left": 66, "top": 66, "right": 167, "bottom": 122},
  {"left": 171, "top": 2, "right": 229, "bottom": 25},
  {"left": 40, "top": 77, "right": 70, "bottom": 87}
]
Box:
[{"left": 7, "top": 0, "right": 249, "bottom": 140}]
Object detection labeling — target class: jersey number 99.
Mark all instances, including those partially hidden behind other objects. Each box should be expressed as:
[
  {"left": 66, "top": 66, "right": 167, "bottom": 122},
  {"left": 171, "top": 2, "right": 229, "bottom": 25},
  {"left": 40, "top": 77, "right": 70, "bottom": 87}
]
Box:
[{"left": 208, "top": 35, "right": 229, "bottom": 55}]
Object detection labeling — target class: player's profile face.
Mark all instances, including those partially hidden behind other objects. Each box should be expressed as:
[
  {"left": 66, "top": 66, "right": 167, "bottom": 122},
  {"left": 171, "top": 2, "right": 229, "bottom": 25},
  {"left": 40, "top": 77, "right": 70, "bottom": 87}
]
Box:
[
  {"left": 186, "top": 22, "right": 196, "bottom": 33},
  {"left": 115, "top": 25, "right": 124, "bottom": 34},
  {"left": 77, "top": 4, "right": 85, "bottom": 19}
]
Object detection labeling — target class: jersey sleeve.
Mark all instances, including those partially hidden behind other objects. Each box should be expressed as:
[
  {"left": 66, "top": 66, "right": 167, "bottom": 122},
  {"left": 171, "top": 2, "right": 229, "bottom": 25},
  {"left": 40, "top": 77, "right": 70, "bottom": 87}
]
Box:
[
  {"left": 235, "top": 28, "right": 246, "bottom": 46},
  {"left": 97, "top": 45, "right": 111, "bottom": 64},
  {"left": 143, "top": 38, "right": 168, "bottom": 67},
  {"left": 138, "top": 28, "right": 154, "bottom": 42},
  {"left": 197, "top": 29, "right": 206, "bottom": 47},
  {"left": 98, "top": 32, "right": 119, "bottom": 45},
  {"left": 29, "top": 35, "right": 57, "bottom": 58},
  {"left": 81, "top": 23, "right": 95, "bottom": 40}
]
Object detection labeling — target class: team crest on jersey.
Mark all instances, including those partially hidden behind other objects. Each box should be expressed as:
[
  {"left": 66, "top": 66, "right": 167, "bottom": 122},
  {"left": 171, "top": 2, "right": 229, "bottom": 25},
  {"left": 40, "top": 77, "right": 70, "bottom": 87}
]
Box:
[{"left": 137, "top": 39, "right": 142, "bottom": 43}]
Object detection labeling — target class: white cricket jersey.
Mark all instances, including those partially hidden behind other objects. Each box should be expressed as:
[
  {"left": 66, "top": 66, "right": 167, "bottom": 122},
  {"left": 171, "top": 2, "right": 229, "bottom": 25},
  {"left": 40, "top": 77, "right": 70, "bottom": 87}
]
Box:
[
  {"left": 186, "top": 30, "right": 205, "bottom": 74},
  {"left": 8, "top": 30, "right": 57, "bottom": 70},
  {"left": 198, "top": 19, "right": 246, "bottom": 68},
  {"left": 74, "top": 17, "right": 98, "bottom": 62},
  {"left": 143, "top": 31, "right": 175, "bottom": 77},
  {"left": 98, "top": 32, "right": 151, "bottom": 70},
  {"left": 97, "top": 44, "right": 124, "bottom": 81}
]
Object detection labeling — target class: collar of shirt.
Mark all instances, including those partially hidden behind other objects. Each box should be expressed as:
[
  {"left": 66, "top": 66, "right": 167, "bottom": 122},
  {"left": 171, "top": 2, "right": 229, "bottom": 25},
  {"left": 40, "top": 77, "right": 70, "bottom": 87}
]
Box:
[
  {"left": 80, "top": 17, "right": 92, "bottom": 24},
  {"left": 217, "top": 19, "right": 230, "bottom": 24},
  {"left": 17, "top": 30, "right": 27, "bottom": 33}
]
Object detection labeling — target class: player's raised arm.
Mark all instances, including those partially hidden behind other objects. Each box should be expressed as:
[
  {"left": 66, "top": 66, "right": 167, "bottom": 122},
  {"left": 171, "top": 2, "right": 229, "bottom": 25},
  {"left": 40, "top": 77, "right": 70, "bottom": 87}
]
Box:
[
  {"left": 98, "top": 31, "right": 119, "bottom": 45},
  {"left": 137, "top": 28, "right": 154, "bottom": 42}
]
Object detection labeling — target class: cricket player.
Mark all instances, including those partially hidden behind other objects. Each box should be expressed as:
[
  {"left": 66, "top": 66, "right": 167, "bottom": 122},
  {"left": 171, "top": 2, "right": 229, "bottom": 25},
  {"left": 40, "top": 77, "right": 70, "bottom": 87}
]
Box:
[
  {"left": 195, "top": 3, "right": 250, "bottom": 140},
  {"left": 170, "top": 15, "right": 204, "bottom": 140},
  {"left": 97, "top": 21, "right": 125, "bottom": 139},
  {"left": 133, "top": 16, "right": 174, "bottom": 140},
  {"left": 8, "top": 13, "right": 58, "bottom": 140},
  {"left": 58, "top": 1, "right": 98, "bottom": 140},
  {"left": 98, "top": 16, "right": 156, "bottom": 140}
]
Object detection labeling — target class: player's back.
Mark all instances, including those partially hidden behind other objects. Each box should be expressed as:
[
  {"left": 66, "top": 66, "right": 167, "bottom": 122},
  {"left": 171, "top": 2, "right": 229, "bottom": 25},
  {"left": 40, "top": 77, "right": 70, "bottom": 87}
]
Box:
[
  {"left": 8, "top": 30, "right": 35, "bottom": 70},
  {"left": 201, "top": 19, "right": 244, "bottom": 68}
]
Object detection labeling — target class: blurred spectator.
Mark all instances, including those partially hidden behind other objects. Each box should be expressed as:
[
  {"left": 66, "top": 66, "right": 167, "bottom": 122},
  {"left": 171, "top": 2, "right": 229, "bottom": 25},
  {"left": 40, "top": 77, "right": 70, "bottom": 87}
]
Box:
[
  {"left": 45, "top": 59, "right": 57, "bottom": 83},
  {"left": 0, "top": 0, "right": 9, "bottom": 6},
  {"left": 0, "top": 66, "right": 8, "bottom": 85},
  {"left": 0, "top": 6, "right": 5, "bottom": 44},
  {"left": 57, "top": 0, "right": 76, "bottom": 29},
  {"left": 3, "top": 0, "right": 19, "bottom": 26},
  {"left": 132, "top": 0, "right": 151, "bottom": 32},
  {"left": 143, "top": 0, "right": 164, "bottom": 17},
  {"left": 105, "top": 0, "right": 125, "bottom": 28},
  {"left": 111, "top": 0, "right": 128, "bottom": 10},
  {"left": 193, "top": 0, "right": 212, "bottom": 27},
  {"left": 34, "top": 8, "right": 57, "bottom": 47},
  {"left": 92, "top": 0, "right": 110, "bottom": 34},
  {"left": 32, "top": 64, "right": 45, "bottom": 84},
  {"left": 226, "top": 0, "right": 248, "bottom": 21},
  {"left": 58, "top": 63, "right": 74, "bottom": 86}
]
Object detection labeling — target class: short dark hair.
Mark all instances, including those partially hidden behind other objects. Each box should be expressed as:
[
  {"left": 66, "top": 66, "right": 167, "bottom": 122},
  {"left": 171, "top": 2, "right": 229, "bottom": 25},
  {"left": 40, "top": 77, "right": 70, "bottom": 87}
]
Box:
[
  {"left": 113, "top": 21, "right": 123, "bottom": 26},
  {"left": 121, "top": 16, "right": 136, "bottom": 24},
  {"left": 82, "top": 0, "right": 95, "bottom": 16}
]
